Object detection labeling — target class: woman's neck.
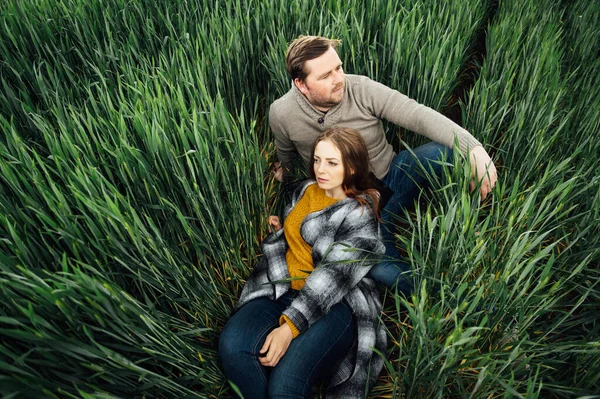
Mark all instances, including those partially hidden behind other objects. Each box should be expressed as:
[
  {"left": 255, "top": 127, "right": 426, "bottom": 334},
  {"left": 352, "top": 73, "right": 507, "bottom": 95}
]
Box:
[{"left": 324, "top": 187, "right": 347, "bottom": 200}]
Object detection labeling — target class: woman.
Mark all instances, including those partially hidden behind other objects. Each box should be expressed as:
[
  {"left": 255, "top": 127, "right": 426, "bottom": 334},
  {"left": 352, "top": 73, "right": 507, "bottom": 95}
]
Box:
[{"left": 219, "top": 127, "right": 387, "bottom": 398}]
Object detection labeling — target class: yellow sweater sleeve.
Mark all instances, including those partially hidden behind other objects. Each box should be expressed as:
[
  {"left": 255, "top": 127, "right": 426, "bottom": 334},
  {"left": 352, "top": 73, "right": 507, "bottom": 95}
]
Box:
[{"left": 279, "top": 315, "right": 300, "bottom": 338}]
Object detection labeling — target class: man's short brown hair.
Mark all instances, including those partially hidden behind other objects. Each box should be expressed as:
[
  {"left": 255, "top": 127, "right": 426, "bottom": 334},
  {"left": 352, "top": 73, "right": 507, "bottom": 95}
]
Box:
[{"left": 285, "top": 35, "right": 342, "bottom": 81}]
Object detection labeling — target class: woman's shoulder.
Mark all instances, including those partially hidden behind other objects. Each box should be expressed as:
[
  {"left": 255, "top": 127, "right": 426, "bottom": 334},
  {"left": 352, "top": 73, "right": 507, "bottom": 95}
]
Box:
[{"left": 340, "top": 194, "right": 378, "bottom": 223}]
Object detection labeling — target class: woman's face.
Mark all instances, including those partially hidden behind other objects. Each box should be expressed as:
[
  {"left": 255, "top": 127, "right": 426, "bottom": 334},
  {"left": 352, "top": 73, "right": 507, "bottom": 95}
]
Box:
[{"left": 313, "top": 139, "right": 346, "bottom": 199}]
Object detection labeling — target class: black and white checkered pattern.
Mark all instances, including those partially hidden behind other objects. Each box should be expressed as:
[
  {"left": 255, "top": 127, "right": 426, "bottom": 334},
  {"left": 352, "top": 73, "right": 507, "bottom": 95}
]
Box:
[{"left": 237, "top": 180, "right": 387, "bottom": 398}]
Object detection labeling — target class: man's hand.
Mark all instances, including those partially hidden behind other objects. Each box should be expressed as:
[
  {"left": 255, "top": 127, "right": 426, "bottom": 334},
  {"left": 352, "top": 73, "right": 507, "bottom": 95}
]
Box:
[
  {"left": 259, "top": 324, "right": 293, "bottom": 367},
  {"left": 469, "top": 146, "right": 498, "bottom": 201},
  {"left": 271, "top": 161, "right": 283, "bottom": 182},
  {"left": 268, "top": 216, "right": 282, "bottom": 232}
]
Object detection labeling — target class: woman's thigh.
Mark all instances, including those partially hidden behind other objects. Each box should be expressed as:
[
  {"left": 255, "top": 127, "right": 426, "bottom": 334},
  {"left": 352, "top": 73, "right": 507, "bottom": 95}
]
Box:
[
  {"left": 269, "top": 301, "right": 355, "bottom": 398},
  {"left": 219, "top": 297, "right": 286, "bottom": 398}
]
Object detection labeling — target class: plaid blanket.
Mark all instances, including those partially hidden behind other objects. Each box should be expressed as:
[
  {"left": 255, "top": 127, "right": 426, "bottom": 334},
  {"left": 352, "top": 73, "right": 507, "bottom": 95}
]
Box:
[{"left": 237, "top": 180, "right": 387, "bottom": 398}]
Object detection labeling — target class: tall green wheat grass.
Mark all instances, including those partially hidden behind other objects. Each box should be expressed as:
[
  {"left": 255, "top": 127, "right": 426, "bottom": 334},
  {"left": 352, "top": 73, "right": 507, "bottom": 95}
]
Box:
[{"left": 1, "top": 0, "right": 598, "bottom": 397}]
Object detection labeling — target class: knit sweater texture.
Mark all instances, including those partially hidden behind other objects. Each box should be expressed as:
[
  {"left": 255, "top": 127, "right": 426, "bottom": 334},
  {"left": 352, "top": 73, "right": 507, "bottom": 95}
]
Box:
[
  {"left": 269, "top": 74, "right": 482, "bottom": 179},
  {"left": 284, "top": 184, "right": 339, "bottom": 290},
  {"left": 281, "top": 184, "right": 340, "bottom": 338},
  {"left": 236, "top": 180, "right": 386, "bottom": 398}
]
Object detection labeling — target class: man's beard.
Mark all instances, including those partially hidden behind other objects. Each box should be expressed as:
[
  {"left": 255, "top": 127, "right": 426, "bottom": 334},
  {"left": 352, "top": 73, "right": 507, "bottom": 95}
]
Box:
[{"left": 311, "top": 83, "right": 344, "bottom": 109}]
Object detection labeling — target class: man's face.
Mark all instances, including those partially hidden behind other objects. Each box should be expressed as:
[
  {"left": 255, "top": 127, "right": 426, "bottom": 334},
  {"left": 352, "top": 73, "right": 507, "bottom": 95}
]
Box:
[{"left": 295, "top": 47, "right": 345, "bottom": 112}]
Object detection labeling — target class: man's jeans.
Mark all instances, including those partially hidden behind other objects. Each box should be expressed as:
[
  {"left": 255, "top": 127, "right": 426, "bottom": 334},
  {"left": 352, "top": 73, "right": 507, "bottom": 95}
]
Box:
[
  {"left": 219, "top": 290, "right": 355, "bottom": 398},
  {"left": 367, "top": 142, "right": 452, "bottom": 293}
]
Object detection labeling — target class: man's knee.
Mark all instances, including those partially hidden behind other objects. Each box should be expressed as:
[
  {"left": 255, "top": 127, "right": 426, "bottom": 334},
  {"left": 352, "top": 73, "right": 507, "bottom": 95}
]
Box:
[
  {"left": 414, "top": 142, "right": 452, "bottom": 169},
  {"left": 368, "top": 260, "right": 413, "bottom": 293}
]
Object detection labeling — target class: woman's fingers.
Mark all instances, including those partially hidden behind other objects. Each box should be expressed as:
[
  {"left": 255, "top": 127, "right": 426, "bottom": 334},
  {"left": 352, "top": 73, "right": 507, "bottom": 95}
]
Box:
[
  {"left": 268, "top": 216, "right": 281, "bottom": 231},
  {"left": 259, "top": 330, "right": 278, "bottom": 366},
  {"left": 260, "top": 348, "right": 281, "bottom": 367},
  {"left": 271, "top": 161, "right": 283, "bottom": 182},
  {"left": 258, "top": 326, "right": 292, "bottom": 367},
  {"left": 259, "top": 346, "right": 280, "bottom": 367},
  {"left": 259, "top": 333, "right": 272, "bottom": 357},
  {"left": 259, "top": 335, "right": 278, "bottom": 366}
]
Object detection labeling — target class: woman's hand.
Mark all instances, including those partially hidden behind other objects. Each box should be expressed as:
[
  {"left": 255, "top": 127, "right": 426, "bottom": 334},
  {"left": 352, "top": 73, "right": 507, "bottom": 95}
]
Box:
[
  {"left": 259, "top": 324, "right": 293, "bottom": 367},
  {"left": 268, "top": 216, "right": 282, "bottom": 232},
  {"left": 271, "top": 161, "right": 284, "bottom": 182}
]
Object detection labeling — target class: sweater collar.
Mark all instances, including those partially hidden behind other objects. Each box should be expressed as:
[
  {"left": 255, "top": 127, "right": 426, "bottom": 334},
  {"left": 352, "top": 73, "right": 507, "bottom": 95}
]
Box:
[{"left": 291, "top": 79, "right": 347, "bottom": 127}]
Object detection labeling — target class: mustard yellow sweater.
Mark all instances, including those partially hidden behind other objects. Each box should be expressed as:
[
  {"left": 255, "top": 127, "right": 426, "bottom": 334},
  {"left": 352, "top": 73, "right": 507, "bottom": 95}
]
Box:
[{"left": 280, "top": 184, "right": 339, "bottom": 337}]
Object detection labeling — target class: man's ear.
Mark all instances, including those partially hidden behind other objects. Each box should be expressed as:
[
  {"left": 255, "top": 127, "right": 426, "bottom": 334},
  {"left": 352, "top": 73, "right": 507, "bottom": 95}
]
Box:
[{"left": 294, "top": 78, "right": 308, "bottom": 95}]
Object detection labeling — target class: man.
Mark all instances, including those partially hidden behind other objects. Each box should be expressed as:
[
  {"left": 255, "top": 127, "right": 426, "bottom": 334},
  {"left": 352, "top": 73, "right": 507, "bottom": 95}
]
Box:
[{"left": 269, "top": 35, "right": 498, "bottom": 292}]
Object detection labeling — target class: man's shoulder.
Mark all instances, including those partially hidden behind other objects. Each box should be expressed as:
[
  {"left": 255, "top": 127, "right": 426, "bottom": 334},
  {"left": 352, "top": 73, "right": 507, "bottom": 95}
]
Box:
[
  {"left": 269, "top": 87, "right": 296, "bottom": 117},
  {"left": 346, "top": 74, "right": 390, "bottom": 92},
  {"left": 346, "top": 74, "right": 372, "bottom": 84}
]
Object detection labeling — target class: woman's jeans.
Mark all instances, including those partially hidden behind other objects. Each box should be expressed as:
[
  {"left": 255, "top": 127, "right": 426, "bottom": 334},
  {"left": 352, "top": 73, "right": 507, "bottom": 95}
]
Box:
[
  {"left": 219, "top": 290, "right": 355, "bottom": 399},
  {"left": 367, "top": 142, "right": 452, "bottom": 292}
]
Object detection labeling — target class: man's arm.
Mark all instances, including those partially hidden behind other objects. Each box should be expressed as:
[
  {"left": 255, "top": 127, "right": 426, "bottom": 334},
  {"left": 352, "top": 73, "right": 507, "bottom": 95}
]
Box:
[{"left": 360, "top": 77, "right": 497, "bottom": 200}]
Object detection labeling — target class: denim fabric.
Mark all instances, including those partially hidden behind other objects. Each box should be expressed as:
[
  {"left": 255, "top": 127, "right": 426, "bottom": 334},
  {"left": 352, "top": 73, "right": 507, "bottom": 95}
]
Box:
[
  {"left": 367, "top": 142, "right": 452, "bottom": 292},
  {"left": 219, "top": 290, "right": 355, "bottom": 399}
]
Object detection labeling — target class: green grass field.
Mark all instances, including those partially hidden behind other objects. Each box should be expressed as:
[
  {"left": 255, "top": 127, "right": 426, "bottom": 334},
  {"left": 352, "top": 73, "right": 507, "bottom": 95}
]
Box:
[{"left": 1, "top": 0, "right": 598, "bottom": 397}]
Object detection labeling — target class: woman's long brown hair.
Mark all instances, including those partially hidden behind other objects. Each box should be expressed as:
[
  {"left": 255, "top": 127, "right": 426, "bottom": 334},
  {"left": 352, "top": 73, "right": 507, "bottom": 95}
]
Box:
[{"left": 309, "top": 127, "right": 381, "bottom": 218}]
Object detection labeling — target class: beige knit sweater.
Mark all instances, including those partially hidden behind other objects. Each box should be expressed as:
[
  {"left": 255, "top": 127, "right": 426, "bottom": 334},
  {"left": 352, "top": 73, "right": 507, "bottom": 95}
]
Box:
[{"left": 269, "top": 74, "right": 482, "bottom": 179}]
